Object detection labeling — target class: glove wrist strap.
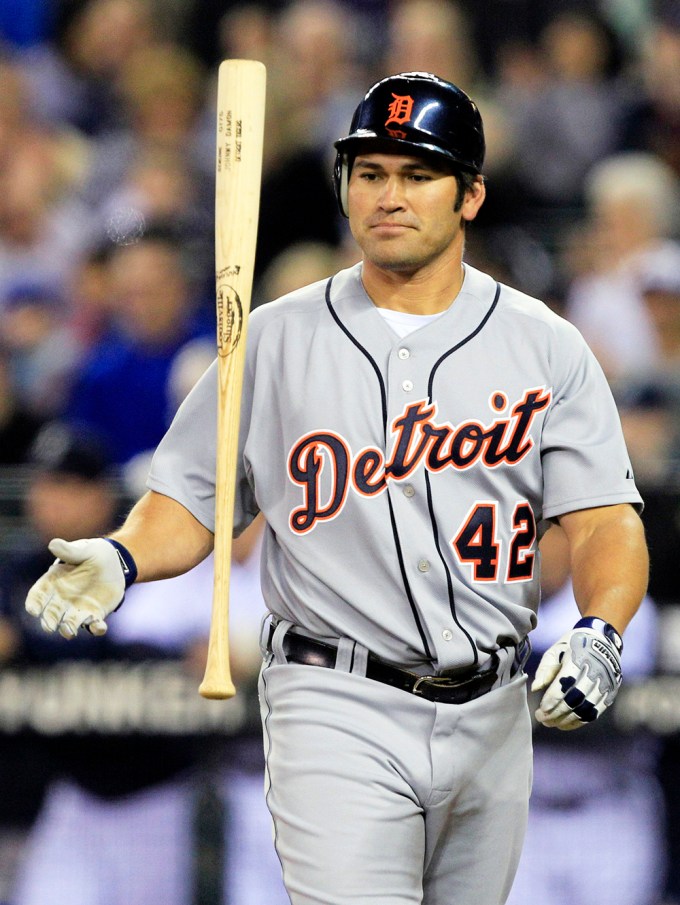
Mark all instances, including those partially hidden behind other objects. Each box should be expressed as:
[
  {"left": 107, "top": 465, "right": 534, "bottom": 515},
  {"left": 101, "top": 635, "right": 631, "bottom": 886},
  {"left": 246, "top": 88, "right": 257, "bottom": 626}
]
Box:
[
  {"left": 104, "top": 538, "right": 138, "bottom": 588},
  {"left": 574, "top": 616, "right": 623, "bottom": 653}
]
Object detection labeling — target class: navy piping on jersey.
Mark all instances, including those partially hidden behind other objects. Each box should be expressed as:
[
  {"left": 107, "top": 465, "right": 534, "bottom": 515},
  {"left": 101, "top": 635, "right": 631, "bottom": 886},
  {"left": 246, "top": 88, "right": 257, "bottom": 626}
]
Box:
[
  {"left": 324, "top": 276, "right": 434, "bottom": 661},
  {"left": 427, "top": 282, "right": 502, "bottom": 399}
]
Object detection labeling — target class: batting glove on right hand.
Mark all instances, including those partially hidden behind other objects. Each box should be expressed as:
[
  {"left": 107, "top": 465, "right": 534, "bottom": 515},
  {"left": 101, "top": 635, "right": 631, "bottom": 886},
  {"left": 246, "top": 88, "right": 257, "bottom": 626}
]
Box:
[
  {"left": 25, "top": 538, "right": 136, "bottom": 640},
  {"left": 532, "top": 617, "right": 623, "bottom": 731}
]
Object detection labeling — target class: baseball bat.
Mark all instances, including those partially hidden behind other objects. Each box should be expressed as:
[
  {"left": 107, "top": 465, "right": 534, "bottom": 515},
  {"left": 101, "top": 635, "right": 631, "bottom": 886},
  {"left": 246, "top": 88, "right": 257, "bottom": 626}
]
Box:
[{"left": 199, "top": 59, "right": 267, "bottom": 699}]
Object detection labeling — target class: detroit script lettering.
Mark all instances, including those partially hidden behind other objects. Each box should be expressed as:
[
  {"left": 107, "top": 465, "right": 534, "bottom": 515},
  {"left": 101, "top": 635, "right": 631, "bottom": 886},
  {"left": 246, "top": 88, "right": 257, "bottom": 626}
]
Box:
[{"left": 287, "top": 388, "right": 551, "bottom": 534}]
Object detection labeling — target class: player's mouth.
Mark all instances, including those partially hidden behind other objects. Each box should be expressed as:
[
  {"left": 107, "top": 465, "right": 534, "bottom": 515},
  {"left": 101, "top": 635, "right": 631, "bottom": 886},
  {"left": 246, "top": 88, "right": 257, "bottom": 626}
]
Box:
[{"left": 368, "top": 220, "right": 415, "bottom": 233}]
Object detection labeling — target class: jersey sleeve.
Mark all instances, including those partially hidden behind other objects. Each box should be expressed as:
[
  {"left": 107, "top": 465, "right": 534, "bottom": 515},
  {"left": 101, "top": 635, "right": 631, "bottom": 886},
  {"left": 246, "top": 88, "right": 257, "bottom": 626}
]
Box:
[
  {"left": 146, "top": 358, "right": 259, "bottom": 535},
  {"left": 541, "top": 325, "right": 643, "bottom": 520}
]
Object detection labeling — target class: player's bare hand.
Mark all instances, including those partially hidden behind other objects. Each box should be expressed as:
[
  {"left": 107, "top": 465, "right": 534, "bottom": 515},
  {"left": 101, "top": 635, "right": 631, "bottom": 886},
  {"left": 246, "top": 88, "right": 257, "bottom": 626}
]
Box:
[
  {"left": 25, "top": 538, "right": 130, "bottom": 639},
  {"left": 531, "top": 623, "right": 622, "bottom": 730}
]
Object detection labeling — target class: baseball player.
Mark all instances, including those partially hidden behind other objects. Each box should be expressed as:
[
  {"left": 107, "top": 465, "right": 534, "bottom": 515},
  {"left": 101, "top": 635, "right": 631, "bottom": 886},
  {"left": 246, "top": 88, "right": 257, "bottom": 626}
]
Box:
[{"left": 24, "top": 72, "right": 649, "bottom": 905}]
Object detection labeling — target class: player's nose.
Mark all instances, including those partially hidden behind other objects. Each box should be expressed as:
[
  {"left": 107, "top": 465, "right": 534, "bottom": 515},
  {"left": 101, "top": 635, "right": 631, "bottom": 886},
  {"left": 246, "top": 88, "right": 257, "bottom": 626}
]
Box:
[{"left": 378, "top": 176, "right": 407, "bottom": 210}]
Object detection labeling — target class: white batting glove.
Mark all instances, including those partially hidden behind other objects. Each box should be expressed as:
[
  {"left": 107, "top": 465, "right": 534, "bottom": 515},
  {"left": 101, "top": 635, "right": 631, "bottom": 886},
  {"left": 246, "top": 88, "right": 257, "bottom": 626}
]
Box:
[
  {"left": 532, "top": 617, "right": 623, "bottom": 731},
  {"left": 25, "top": 538, "right": 137, "bottom": 640}
]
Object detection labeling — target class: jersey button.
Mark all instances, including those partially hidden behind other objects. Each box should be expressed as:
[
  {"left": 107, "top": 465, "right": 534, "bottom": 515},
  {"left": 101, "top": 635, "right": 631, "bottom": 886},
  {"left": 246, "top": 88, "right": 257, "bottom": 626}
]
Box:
[
  {"left": 417, "top": 559, "right": 430, "bottom": 572},
  {"left": 442, "top": 629, "right": 453, "bottom": 641},
  {"left": 398, "top": 348, "right": 410, "bottom": 360},
  {"left": 403, "top": 484, "right": 415, "bottom": 498},
  {"left": 402, "top": 379, "right": 414, "bottom": 392}
]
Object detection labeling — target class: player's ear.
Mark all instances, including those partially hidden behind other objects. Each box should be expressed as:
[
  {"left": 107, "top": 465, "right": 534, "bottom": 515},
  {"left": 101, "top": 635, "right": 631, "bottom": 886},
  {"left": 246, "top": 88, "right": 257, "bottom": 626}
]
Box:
[{"left": 460, "top": 177, "right": 486, "bottom": 223}]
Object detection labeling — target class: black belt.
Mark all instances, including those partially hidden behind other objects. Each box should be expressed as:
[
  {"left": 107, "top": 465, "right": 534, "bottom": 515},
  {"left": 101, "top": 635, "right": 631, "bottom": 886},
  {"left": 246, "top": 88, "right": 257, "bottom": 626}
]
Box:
[{"left": 267, "top": 625, "right": 529, "bottom": 705}]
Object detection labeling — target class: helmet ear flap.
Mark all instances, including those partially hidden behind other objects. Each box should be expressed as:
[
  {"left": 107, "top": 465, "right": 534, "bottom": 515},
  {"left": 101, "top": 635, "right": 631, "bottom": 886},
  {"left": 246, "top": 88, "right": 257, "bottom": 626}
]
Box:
[{"left": 333, "top": 151, "right": 351, "bottom": 218}]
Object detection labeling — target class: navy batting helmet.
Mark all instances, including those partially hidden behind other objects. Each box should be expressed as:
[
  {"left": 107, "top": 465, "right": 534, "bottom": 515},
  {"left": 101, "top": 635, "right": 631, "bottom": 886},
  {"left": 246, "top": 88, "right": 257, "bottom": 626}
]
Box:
[{"left": 333, "top": 71, "right": 485, "bottom": 217}]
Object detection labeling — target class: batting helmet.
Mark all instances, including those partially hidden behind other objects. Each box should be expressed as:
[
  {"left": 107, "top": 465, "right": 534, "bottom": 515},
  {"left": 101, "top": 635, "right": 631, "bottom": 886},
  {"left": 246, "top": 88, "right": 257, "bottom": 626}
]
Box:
[{"left": 333, "top": 71, "right": 485, "bottom": 217}]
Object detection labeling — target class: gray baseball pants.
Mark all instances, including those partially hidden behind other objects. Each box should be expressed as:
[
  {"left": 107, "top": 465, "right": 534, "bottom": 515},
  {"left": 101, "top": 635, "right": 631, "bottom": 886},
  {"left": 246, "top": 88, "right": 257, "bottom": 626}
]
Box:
[{"left": 259, "top": 627, "right": 533, "bottom": 905}]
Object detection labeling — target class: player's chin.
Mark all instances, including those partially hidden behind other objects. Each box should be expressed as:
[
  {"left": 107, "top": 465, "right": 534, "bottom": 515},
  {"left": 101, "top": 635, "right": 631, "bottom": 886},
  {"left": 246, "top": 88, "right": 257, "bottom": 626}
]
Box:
[{"left": 362, "top": 241, "right": 427, "bottom": 273}]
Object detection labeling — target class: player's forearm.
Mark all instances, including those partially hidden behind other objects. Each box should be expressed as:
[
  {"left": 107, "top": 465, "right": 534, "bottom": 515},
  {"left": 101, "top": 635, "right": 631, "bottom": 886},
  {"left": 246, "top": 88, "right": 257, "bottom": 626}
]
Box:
[
  {"left": 559, "top": 503, "right": 649, "bottom": 634},
  {"left": 109, "top": 490, "right": 214, "bottom": 582}
]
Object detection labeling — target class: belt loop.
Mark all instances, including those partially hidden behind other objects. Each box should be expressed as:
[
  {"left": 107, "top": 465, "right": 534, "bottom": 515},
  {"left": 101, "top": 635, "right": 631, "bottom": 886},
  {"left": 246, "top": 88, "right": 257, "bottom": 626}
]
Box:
[
  {"left": 271, "top": 620, "right": 294, "bottom": 665},
  {"left": 335, "top": 638, "right": 368, "bottom": 676},
  {"left": 351, "top": 641, "right": 369, "bottom": 677},
  {"left": 335, "top": 638, "right": 370, "bottom": 676},
  {"left": 259, "top": 613, "right": 274, "bottom": 658},
  {"left": 514, "top": 637, "right": 532, "bottom": 675},
  {"left": 491, "top": 646, "right": 514, "bottom": 690},
  {"left": 335, "top": 638, "right": 355, "bottom": 673}
]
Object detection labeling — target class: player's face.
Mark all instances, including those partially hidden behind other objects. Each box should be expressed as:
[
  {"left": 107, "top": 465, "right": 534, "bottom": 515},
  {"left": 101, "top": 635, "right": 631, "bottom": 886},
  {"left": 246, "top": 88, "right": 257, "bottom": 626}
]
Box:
[{"left": 347, "top": 151, "right": 485, "bottom": 276}]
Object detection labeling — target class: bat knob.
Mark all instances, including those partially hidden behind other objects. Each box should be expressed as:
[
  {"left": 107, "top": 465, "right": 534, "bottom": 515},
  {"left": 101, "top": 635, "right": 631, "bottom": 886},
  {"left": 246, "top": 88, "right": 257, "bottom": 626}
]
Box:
[{"left": 198, "top": 678, "right": 237, "bottom": 700}]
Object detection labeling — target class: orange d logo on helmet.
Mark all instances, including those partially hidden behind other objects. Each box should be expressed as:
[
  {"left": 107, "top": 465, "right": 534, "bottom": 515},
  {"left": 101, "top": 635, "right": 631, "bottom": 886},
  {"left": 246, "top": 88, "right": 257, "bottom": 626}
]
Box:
[
  {"left": 385, "top": 93, "right": 414, "bottom": 127},
  {"left": 385, "top": 93, "right": 413, "bottom": 139}
]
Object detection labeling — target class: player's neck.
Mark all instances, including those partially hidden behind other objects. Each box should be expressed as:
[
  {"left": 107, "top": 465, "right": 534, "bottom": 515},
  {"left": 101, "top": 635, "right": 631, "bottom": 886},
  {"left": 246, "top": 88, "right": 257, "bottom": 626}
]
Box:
[{"left": 361, "top": 258, "right": 466, "bottom": 315}]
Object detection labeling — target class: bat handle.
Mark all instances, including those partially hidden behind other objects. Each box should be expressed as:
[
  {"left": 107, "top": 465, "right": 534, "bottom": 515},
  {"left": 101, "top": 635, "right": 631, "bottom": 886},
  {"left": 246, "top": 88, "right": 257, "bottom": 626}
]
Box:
[{"left": 199, "top": 531, "right": 237, "bottom": 700}]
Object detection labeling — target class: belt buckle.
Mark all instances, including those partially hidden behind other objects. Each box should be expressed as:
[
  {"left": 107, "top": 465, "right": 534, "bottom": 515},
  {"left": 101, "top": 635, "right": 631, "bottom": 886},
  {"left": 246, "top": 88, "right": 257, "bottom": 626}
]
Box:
[{"left": 412, "top": 675, "right": 461, "bottom": 696}]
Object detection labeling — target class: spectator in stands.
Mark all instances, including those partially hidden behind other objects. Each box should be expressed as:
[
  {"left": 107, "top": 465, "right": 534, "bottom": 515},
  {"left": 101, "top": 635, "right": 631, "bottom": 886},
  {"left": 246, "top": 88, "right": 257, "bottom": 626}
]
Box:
[
  {"left": 14, "top": 0, "right": 156, "bottom": 137},
  {"left": 64, "top": 223, "right": 213, "bottom": 465},
  {"left": 0, "top": 0, "right": 53, "bottom": 48},
  {"left": 613, "top": 380, "right": 680, "bottom": 488},
  {"left": 636, "top": 242, "right": 680, "bottom": 377},
  {"left": 80, "top": 42, "right": 211, "bottom": 218},
  {"left": 385, "top": 0, "right": 478, "bottom": 94},
  {"left": 564, "top": 152, "right": 680, "bottom": 379},
  {"left": 61, "top": 243, "right": 117, "bottom": 359},
  {"left": 182, "top": 0, "right": 283, "bottom": 70},
  {"left": 253, "top": 240, "right": 341, "bottom": 309},
  {"left": 271, "top": 0, "right": 364, "bottom": 155},
  {"left": 0, "top": 281, "right": 80, "bottom": 418},
  {"left": 96, "top": 145, "right": 214, "bottom": 297},
  {"left": 0, "top": 350, "right": 45, "bottom": 465},
  {"left": 618, "top": 9, "right": 680, "bottom": 179},
  {"left": 500, "top": 9, "right": 629, "bottom": 216},
  {"left": 0, "top": 59, "right": 94, "bottom": 304},
  {"left": 603, "top": 243, "right": 680, "bottom": 487}
]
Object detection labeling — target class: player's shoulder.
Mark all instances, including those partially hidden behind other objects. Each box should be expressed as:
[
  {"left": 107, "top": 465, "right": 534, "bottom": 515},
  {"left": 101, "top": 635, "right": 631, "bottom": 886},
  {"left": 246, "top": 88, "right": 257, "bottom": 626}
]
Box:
[
  {"left": 492, "top": 275, "right": 583, "bottom": 343},
  {"left": 247, "top": 263, "right": 361, "bottom": 344},
  {"left": 250, "top": 271, "right": 341, "bottom": 322},
  {"left": 494, "top": 279, "right": 558, "bottom": 323}
]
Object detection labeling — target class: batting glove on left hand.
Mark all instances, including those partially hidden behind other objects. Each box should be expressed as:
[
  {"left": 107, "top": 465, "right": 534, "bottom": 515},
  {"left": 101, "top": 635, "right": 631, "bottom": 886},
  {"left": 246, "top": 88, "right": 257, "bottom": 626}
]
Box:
[
  {"left": 25, "top": 538, "right": 136, "bottom": 640},
  {"left": 532, "top": 617, "right": 623, "bottom": 731}
]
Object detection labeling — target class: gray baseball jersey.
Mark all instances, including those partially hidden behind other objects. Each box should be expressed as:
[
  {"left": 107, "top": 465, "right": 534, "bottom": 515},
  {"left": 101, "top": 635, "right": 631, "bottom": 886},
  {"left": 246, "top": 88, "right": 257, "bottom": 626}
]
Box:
[{"left": 147, "top": 261, "right": 642, "bottom": 673}]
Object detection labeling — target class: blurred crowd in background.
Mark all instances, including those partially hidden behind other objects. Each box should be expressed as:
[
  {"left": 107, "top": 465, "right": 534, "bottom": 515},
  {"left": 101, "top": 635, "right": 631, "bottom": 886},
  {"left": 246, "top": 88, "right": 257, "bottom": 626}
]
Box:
[{"left": 0, "top": 0, "right": 679, "bottom": 903}]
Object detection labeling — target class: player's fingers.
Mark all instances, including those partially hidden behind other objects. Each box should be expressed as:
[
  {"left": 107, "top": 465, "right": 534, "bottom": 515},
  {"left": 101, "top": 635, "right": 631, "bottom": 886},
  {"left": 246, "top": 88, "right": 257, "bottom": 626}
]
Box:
[
  {"left": 83, "top": 618, "right": 108, "bottom": 637},
  {"left": 531, "top": 646, "right": 565, "bottom": 691},
  {"left": 25, "top": 582, "right": 51, "bottom": 618},
  {"left": 58, "top": 614, "right": 81, "bottom": 639},
  {"left": 538, "top": 709, "right": 586, "bottom": 731},
  {"left": 535, "top": 667, "right": 603, "bottom": 728},
  {"left": 535, "top": 687, "right": 586, "bottom": 728},
  {"left": 48, "top": 537, "right": 90, "bottom": 566},
  {"left": 535, "top": 695, "right": 578, "bottom": 725},
  {"left": 534, "top": 668, "right": 583, "bottom": 716},
  {"left": 559, "top": 676, "right": 604, "bottom": 724},
  {"left": 40, "top": 598, "right": 66, "bottom": 633}
]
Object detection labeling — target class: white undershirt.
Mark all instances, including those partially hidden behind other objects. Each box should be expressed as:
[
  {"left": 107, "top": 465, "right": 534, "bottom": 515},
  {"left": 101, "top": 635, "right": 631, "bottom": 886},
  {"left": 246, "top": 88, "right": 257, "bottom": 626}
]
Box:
[{"left": 377, "top": 307, "right": 447, "bottom": 339}]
